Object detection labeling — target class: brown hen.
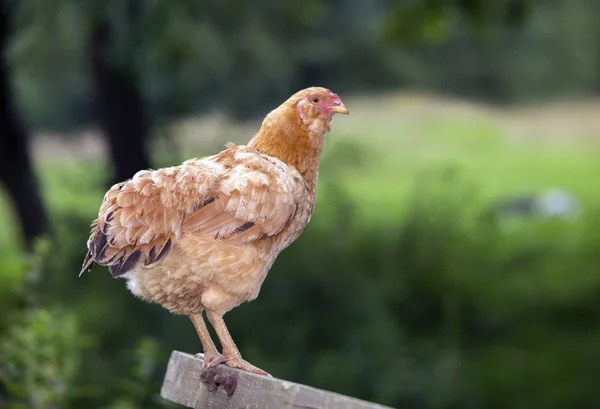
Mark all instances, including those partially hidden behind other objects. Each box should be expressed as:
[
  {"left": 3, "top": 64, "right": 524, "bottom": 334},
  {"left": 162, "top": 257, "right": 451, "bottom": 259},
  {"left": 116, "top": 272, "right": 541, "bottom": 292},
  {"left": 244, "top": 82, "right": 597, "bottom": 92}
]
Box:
[{"left": 81, "top": 87, "right": 349, "bottom": 376}]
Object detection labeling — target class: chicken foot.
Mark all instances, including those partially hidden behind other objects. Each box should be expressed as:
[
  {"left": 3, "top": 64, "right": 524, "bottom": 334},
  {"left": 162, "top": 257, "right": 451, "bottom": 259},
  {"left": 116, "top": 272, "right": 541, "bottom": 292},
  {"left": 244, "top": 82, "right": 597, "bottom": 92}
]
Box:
[
  {"left": 190, "top": 313, "right": 225, "bottom": 368},
  {"left": 205, "top": 310, "right": 271, "bottom": 377}
]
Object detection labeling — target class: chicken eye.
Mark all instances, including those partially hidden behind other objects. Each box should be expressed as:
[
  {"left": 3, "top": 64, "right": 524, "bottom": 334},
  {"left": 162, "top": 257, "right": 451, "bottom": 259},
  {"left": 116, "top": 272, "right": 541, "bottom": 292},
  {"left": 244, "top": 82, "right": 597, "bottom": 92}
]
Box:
[{"left": 312, "top": 97, "right": 320, "bottom": 103}]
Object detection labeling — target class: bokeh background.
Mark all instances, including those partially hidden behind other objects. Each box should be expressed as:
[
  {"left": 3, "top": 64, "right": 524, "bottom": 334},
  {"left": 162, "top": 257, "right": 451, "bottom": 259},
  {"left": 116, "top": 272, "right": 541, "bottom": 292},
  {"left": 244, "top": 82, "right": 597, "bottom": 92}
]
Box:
[{"left": 1, "top": 0, "right": 599, "bottom": 408}]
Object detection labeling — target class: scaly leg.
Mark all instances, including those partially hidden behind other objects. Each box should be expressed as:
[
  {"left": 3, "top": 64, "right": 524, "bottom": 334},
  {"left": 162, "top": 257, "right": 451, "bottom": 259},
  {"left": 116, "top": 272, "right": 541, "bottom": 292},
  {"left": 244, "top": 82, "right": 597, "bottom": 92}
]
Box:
[
  {"left": 205, "top": 310, "right": 271, "bottom": 377},
  {"left": 190, "top": 313, "right": 224, "bottom": 368}
]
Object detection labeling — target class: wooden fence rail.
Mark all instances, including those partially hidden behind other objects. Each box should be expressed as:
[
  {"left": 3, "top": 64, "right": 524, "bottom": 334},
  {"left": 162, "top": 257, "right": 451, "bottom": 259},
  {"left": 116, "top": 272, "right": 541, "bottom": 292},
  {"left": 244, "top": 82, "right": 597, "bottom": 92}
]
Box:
[{"left": 161, "top": 351, "right": 394, "bottom": 409}]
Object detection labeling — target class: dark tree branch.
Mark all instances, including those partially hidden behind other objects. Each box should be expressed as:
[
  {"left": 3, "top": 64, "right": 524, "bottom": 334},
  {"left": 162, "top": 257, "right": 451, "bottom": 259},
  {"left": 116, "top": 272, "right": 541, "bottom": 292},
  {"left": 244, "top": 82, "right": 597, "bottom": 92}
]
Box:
[
  {"left": 0, "top": 0, "right": 49, "bottom": 248},
  {"left": 90, "top": 7, "right": 151, "bottom": 184}
]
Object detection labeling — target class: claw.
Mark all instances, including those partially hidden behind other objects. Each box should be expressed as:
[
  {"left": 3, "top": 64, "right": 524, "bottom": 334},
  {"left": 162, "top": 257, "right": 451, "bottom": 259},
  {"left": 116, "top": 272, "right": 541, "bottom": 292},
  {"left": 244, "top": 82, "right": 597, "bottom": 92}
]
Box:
[
  {"left": 195, "top": 351, "right": 225, "bottom": 368},
  {"left": 224, "top": 357, "right": 271, "bottom": 377}
]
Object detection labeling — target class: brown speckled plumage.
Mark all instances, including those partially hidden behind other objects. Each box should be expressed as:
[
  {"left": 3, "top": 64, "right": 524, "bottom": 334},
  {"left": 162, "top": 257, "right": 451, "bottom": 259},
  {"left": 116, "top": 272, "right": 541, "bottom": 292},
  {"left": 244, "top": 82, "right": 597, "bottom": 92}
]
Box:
[{"left": 81, "top": 87, "right": 348, "bottom": 376}]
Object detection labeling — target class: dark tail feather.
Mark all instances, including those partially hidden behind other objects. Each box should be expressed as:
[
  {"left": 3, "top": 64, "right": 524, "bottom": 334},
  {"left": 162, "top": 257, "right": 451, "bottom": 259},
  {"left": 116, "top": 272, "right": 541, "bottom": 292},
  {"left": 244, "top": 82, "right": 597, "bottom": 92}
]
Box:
[{"left": 79, "top": 250, "right": 95, "bottom": 277}]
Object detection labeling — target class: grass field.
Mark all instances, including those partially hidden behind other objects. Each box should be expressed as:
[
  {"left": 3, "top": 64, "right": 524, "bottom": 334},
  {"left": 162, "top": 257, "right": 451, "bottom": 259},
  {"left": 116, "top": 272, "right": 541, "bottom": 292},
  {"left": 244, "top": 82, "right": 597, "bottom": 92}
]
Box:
[
  {"left": 3, "top": 92, "right": 600, "bottom": 238},
  {"left": 328, "top": 94, "right": 600, "bottom": 219}
]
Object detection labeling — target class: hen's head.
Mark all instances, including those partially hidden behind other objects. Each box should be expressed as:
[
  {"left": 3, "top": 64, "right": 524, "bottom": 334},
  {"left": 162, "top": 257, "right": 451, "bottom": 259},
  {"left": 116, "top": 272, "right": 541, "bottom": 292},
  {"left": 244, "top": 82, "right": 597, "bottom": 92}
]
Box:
[
  {"left": 283, "top": 87, "right": 348, "bottom": 134},
  {"left": 249, "top": 87, "right": 348, "bottom": 176},
  {"left": 293, "top": 87, "right": 349, "bottom": 120},
  {"left": 261, "top": 86, "right": 348, "bottom": 136}
]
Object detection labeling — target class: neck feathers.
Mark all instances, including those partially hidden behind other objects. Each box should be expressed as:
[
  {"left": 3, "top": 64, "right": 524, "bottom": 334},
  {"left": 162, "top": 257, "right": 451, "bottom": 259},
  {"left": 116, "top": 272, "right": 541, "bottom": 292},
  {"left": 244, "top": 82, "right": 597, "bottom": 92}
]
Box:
[{"left": 248, "top": 104, "right": 327, "bottom": 188}]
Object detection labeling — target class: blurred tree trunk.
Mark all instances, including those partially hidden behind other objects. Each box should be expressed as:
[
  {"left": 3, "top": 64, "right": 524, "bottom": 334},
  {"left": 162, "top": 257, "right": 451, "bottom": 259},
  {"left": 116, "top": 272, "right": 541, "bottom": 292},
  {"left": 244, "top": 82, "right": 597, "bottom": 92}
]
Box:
[
  {"left": 0, "top": 0, "right": 49, "bottom": 248},
  {"left": 90, "top": 9, "right": 151, "bottom": 184}
]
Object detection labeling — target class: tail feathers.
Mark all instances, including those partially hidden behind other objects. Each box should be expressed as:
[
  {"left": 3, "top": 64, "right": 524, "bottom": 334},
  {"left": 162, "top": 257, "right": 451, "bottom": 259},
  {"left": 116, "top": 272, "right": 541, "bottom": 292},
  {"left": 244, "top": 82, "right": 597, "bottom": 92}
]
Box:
[
  {"left": 80, "top": 232, "right": 173, "bottom": 278},
  {"left": 79, "top": 250, "right": 95, "bottom": 277}
]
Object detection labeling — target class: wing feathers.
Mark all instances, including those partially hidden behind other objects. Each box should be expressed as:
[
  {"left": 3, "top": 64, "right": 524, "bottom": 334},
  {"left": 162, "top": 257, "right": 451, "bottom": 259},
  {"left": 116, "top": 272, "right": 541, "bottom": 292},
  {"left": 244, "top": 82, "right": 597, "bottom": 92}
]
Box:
[
  {"left": 82, "top": 145, "right": 307, "bottom": 276},
  {"left": 110, "top": 250, "right": 142, "bottom": 277},
  {"left": 146, "top": 238, "right": 172, "bottom": 266}
]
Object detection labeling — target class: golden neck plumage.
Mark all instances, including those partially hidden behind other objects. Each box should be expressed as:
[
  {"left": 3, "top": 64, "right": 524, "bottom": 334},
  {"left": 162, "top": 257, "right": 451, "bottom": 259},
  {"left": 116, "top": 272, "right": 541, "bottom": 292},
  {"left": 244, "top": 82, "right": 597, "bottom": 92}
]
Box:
[{"left": 248, "top": 104, "right": 328, "bottom": 193}]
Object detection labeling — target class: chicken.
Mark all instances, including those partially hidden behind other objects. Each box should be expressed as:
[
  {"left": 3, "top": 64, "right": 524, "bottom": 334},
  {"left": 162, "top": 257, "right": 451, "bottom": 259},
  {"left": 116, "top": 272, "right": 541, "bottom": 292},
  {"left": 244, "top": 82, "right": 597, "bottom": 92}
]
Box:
[{"left": 80, "top": 87, "right": 349, "bottom": 376}]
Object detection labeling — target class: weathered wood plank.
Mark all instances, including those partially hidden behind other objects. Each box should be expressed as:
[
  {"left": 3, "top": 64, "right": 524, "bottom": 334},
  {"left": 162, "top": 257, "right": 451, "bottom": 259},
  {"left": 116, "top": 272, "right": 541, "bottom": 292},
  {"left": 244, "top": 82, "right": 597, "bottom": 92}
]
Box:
[{"left": 161, "top": 351, "right": 394, "bottom": 409}]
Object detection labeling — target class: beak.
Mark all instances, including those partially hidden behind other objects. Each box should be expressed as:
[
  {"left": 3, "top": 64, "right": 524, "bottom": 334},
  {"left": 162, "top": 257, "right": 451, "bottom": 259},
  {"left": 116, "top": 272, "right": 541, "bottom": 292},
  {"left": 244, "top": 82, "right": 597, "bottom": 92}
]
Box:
[{"left": 331, "top": 101, "right": 349, "bottom": 115}]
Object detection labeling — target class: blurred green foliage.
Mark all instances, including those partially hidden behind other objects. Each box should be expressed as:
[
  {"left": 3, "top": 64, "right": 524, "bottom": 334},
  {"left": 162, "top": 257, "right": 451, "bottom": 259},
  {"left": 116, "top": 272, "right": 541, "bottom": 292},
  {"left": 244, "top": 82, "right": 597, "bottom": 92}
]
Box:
[
  {"left": 1, "top": 308, "right": 79, "bottom": 409},
  {"left": 5, "top": 0, "right": 600, "bottom": 128}
]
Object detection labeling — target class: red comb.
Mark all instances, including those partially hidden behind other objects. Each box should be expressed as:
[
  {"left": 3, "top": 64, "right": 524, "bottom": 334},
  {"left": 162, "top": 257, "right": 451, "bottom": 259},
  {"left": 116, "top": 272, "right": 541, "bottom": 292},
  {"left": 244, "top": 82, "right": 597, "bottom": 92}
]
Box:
[{"left": 327, "top": 89, "right": 340, "bottom": 100}]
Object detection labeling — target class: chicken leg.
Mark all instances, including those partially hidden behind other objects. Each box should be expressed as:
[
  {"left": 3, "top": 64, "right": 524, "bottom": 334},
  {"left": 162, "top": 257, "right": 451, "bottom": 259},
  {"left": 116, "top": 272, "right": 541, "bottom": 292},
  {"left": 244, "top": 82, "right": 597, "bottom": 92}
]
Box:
[
  {"left": 205, "top": 310, "right": 271, "bottom": 376},
  {"left": 190, "top": 313, "right": 225, "bottom": 368}
]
